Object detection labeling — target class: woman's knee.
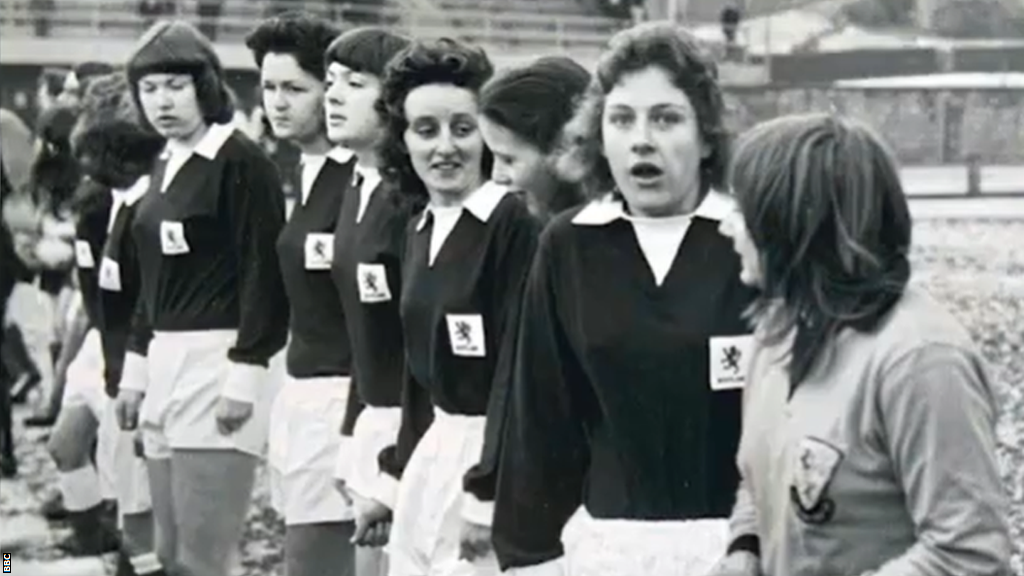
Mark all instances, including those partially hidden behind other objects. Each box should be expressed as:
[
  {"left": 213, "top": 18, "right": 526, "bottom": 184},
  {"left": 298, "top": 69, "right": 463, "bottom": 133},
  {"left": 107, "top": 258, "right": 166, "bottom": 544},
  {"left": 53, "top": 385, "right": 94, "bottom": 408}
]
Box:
[{"left": 47, "top": 409, "right": 96, "bottom": 470}]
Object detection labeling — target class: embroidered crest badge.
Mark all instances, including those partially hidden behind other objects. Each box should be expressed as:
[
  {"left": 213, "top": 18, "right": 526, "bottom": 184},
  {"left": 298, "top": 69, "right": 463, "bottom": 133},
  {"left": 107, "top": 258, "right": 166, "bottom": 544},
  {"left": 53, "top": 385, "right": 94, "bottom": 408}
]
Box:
[{"left": 790, "top": 436, "right": 843, "bottom": 524}]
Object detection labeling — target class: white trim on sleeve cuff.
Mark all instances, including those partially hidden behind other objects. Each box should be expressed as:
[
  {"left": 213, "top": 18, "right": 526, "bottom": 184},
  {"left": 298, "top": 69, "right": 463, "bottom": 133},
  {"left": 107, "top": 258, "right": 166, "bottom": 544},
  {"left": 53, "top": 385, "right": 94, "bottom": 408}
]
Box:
[
  {"left": 119, "top": 352, "right": 149, "bottom": 393},
  {"left": 221, "top": 361, "right": 267, "bottom": 404},
  {"left": 461, "top": 491, "right": 495, "bottom": 527}
]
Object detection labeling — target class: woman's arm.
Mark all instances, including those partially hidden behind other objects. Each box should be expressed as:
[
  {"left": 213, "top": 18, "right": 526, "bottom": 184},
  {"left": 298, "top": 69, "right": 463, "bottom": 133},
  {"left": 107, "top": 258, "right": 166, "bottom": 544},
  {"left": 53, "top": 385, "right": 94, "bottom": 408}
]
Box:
[{"left": 868, "top": 344, "right": 1011, "bottom": 576}]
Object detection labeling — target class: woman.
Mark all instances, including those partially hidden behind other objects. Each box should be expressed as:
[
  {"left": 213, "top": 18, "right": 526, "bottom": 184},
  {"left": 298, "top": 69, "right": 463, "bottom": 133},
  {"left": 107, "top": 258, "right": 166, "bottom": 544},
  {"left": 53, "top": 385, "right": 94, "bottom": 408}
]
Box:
[
  {"left": 375, "top": 38, "right": 539, "bottom": 576},
  {"left": 114, "top": 20, "right": 289, "bottom": 576},
  {"left": 322, "top": 26, "right": 412, "bottom": 562},
  {"left": 244, "top": 12, "right": 360, "bottom": 576},
  {"left": 711, "top": 113, "right": 1011, "bottom": 576},
  {"left": 71, "top": 71, "right": 167, "bottom": 576},
  {"left": 478, "top": 56, "right": 590, "bottom": 220},
  {"left": 458, "top": 54, "right": 592, "bottom": 558},
  {"left": 491, "top": 22, "right": 756, "bottom": 576}
]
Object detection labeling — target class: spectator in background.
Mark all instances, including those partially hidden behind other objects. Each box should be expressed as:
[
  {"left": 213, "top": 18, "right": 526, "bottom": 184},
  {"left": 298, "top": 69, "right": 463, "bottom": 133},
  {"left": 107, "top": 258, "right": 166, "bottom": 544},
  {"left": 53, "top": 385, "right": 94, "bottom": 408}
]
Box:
[
  {"left": 197, "top": 0, "right": 226, "bottom": 41},
  {"left": 59, "top": 62, "right": 117, "bottom": 109},
  {"left": 139, "top": 0, "right": 177, "bottom": 29},
  {"left": 29, "top": 0, "right": 56, "bottom": 37},
  {"left": 37, "top": 68, "right": 70, "bottom": 117}
]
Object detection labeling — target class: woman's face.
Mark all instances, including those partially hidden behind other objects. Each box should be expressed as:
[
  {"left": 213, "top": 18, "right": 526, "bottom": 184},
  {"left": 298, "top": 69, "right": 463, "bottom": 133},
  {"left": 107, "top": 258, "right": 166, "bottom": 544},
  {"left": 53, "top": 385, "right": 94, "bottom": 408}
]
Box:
[
  {"left": 602, "top": 65, "right": 708, "bottom": 218},
  {"left": 137, "top": 73, "right": 205, "bottom": 141},
  {"left": 260, "top": 53, "right": 325, "bottom": 145},
  {"left": 480, "top": 115, "right": 558, "bottom": 217},
  {"left": 403, "top": 83, "right": 485, "bottom": 201},
  {"left": 718, "top": 207, "right": 763, "bottom": 287},
  {"left": 324, "top": 62, "right": 384, "bottom": 151}
]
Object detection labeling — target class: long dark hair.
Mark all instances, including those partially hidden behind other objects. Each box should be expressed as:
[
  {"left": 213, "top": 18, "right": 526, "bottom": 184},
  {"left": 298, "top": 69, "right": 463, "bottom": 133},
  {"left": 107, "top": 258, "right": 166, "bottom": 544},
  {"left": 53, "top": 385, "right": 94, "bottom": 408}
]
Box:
[
  {"left": 730, "top": 113, "right": 912, "bottom": 388},
  {"left": 377, "top": 37, "right": 494, "bottom": 211}
]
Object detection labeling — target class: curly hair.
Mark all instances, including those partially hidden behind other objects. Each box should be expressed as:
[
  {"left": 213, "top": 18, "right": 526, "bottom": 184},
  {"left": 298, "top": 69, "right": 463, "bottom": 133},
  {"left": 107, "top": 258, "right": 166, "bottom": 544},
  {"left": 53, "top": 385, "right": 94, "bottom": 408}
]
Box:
[
  {"left": 71, "top": 72, "right": 164, "bottom": 191},
  {"left": 377, "top": 37, "right": 494, "bottom": 210},
  {"left": 730, "top": 113, "right": 911, "bottom": 388},
  {"left": 245, "top": 11, "right": 341, "bottom": 80},
  {"left": 324, "top": 27, "right": 412, "bottom": 80},
  {"left": 555, "top": 22, "right": 729, "bottom": 199}
]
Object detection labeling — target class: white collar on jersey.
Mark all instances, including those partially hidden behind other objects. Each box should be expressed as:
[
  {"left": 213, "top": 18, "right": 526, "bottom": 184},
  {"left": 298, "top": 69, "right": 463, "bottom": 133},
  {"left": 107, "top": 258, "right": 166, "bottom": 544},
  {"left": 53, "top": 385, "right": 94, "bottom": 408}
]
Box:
[
  {"left": 302, "top": 146, "right": 353, "bottom": 167},
  {"left": 161, "top": 122, "right": 235, "bottom": 161},
  {"left": 571, "top": 188, "right": 734, "bottom": 226},
  {"left": 112, "top": 175, "right": 151, "bottom": 207},
  {"left": 415, "top": 180, "right": 511, "bottom": 232}
]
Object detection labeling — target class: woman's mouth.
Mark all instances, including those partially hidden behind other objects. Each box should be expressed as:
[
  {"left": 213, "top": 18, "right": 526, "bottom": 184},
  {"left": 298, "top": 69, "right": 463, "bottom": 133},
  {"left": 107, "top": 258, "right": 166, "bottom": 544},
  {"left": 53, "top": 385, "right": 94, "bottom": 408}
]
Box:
[
  {"left": 432, "top": 161, "right": 463, "bottom": 175},
  {"left": 629, "top": 162, "right": 665, "bottom": 187}
]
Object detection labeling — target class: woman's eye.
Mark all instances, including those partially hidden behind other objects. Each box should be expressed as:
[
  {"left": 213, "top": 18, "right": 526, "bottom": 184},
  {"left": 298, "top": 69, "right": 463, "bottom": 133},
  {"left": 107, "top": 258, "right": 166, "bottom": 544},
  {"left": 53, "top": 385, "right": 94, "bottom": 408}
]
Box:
[
  {"left": 651, "top": 112, "right": 682, "bottom": 128},
  {"left": 608, "top": 113, "right": 633, "bottom": 126}
]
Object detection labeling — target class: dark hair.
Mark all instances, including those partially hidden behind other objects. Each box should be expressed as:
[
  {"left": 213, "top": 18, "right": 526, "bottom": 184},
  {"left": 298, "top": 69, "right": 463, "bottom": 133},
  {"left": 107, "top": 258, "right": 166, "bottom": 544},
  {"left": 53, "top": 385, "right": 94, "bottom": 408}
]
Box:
[
  {"left": 557, "top": 22, "right": 729, "bottom": 199},
  {"left": 71, "top": 72, "right": 164, "bottom": 190},
  {"left": 378, "top": 37, "right": 494, "bottom": 209},
  {"left": 480, "top": 56, "right": 591, "bottom": 154},
  {"left": 730, "top": 112, "right": 911, "bottom": 387},
  {"left": 39, "top": 68, "right": 70, "bottom": 100},
  {"left": 325, "top": 27, "right": 412, "bottom": 79},
  {"left": 28, "top": 104, "right": 81, "bottom": 215},
  {"left": 127, "top": 20, "right": 235, "bottom": 126},
  {"left": 245, "top": 11, "right": 341, "bottom": 80}
]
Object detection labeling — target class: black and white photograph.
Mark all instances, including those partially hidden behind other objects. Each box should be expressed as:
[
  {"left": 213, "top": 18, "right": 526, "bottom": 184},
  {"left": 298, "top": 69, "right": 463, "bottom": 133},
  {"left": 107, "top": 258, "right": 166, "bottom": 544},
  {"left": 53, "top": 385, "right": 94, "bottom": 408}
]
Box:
[{"left": 0, "top": 0, "right": 1022, "bottom": 575}]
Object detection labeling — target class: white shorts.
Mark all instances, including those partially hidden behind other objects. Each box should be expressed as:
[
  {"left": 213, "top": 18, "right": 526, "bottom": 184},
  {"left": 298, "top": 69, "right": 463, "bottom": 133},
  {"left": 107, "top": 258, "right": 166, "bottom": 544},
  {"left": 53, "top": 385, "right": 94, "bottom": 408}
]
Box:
[
  {"left": 388, "top": 409, "right": 498, "bottom": 576},
  {"left": 267, "top": 373, "right": 354, "bottom": 525},
  {"left": 558, "top": 508, "right": 728, "bottom": 576},
  {"left": 343, "top": 405, "right": 402, "bottom": 506},
  {"left": 97, "top": 399, "right": 151, "bottom": 516},
  {"left": 62, "top": 329, "right": 107, "bottom": 417},
  {"left": 140, "top": 330, "right": 284, "bottom": 460}
]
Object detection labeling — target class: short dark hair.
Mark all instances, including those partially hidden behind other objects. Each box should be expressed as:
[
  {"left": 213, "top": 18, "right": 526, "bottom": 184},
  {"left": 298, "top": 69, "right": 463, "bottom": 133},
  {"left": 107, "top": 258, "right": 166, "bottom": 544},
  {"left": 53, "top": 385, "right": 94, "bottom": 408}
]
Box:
[
  {"left": 39, "top": 68, "right": 70, "bottom": 99},
  {"left": 324, "top": 27, "right": 412, "bottom": 79},
  {"left": 730, "top": 112, "right": 911, "bottom": 387},
  {"left": 557, "top": 22, "right": 729, "bottom": 198},
  {"left": 480, "top": 56, "right": 591, "bottom": 154},
  {"left": 128, "top": 20, "right": 235, "bottom": 126},
  {"left": 245, "top": 11, "right": 341, "bottom": 80},
  {"left": 378, "top": 38, "right": 494, "bottom": 209}
]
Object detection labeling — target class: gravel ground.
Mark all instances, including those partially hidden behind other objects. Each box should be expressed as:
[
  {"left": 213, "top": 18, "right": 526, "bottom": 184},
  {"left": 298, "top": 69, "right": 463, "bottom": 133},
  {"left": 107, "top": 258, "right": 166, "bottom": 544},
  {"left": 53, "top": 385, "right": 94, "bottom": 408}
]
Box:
[{"left": 1, "top": 218, "right": 1022, "bottom": 576}]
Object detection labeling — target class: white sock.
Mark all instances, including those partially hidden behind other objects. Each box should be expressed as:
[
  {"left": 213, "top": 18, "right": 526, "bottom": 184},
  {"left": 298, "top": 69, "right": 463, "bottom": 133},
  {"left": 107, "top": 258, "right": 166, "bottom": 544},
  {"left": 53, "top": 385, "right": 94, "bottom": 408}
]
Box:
[
  {"left": 130, "top": 552, "right": 163, "bottom": 574},
  {"left": 58, "top": 466, "right": 103, "bottom": 512}
]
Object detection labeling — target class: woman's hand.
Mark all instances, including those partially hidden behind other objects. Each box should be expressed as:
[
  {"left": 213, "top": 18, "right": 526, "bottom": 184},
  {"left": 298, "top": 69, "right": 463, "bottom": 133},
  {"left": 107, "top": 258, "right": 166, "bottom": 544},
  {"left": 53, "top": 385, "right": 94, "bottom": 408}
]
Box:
[
  {"left": 706, "top": 551, "right": 761, "bottom": 576},
  {"left": 458, "top": 520, "right": 493, "bottom": 562},
  {"left": 115, "top": 389, "right": 145, "bottom": 431},
  {"left": 215, "top": 397, "right": 253, "bottom": 435}
]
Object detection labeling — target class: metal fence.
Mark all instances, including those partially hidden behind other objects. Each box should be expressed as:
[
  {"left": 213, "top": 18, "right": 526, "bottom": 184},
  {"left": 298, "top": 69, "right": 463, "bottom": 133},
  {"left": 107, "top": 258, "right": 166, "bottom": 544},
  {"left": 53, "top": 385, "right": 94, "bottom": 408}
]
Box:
[
  {"left": 0, "top": 0, "right": 621, "bottom": 55},
  {"left": 724, "top": 87, "right": 1024, "bottom": 164}
]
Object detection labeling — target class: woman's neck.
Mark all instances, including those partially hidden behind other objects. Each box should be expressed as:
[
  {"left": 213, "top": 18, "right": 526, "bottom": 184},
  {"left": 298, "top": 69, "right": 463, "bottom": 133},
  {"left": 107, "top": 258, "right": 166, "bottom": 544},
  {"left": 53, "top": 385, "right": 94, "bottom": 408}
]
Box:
[
  {"left": 171, "top": 122, "right": 211, "bottom": 150},
  {"left": 626, "top": 185, "right": 702, "bottom": 218},
  {"left": 428, "top": 177, "right": 484, "bottom": 208},
  {"left": 296, "top": 132, "right": 332, "bottom": 156},
  {"left": 353, "top": 147, "right": 380, "bottom": 170}
]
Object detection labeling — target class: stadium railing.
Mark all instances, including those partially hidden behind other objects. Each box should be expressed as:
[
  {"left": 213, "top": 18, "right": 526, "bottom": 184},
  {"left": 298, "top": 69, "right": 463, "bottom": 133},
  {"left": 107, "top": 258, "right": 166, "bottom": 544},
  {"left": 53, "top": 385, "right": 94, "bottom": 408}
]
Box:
[{"left": 0, "top": 0, "right": 621, "bottom": 57}]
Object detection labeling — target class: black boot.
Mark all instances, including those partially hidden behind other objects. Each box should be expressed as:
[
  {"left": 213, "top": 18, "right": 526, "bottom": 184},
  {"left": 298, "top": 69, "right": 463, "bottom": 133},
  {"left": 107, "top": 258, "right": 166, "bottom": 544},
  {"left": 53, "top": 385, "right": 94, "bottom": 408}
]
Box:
[{"left": 56, "top": 503, "right": 121, "bottom": 556}]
